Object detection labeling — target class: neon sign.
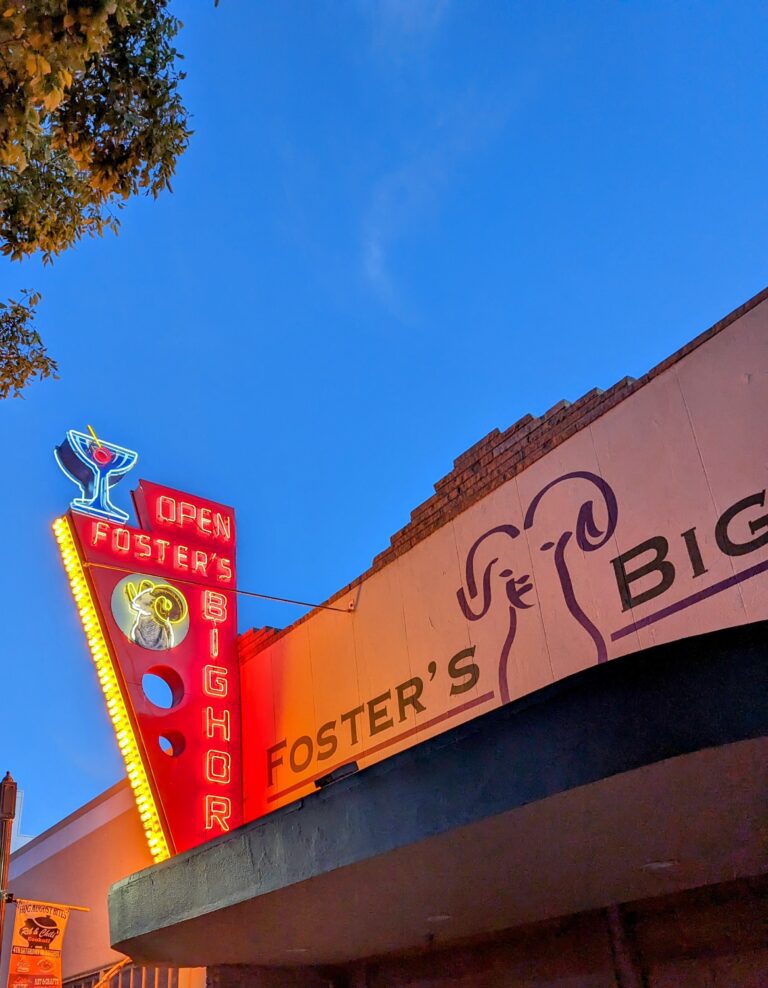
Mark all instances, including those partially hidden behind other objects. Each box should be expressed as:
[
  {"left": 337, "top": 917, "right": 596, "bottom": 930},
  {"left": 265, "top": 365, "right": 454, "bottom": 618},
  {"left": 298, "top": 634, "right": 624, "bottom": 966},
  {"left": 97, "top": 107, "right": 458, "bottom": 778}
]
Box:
[
  {"left": 54, "top": 428, "right": 138, "bottom": 524},
  {"left": 53, "top": 438, "right": 243, "bottom": 859}
]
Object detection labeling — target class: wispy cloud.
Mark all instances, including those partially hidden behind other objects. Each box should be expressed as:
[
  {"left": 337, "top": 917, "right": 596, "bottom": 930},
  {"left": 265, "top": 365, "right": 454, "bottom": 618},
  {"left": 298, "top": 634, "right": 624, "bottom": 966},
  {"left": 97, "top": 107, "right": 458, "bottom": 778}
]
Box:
[
  {"left": 357, "top": 0, "right": 456, "bottom": 318},
  {"left": 361, "top": 92, "right": 517, "bottom": 321},
  {"left": 358, "top": 0, "right": 450, "bottom": 45},
  {"left": 370, "top": 0, "right": 450, "bottom": 36},
  {"left": 362, "top": 144, "right": 446, "bottom": 314}
]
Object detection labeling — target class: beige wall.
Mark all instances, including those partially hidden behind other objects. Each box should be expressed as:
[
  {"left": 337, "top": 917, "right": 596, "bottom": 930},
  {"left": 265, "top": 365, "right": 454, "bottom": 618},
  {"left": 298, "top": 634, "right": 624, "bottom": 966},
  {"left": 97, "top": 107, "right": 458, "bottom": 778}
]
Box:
[{"left": 242, "top": 297, "right": 768, "bottom": 820}]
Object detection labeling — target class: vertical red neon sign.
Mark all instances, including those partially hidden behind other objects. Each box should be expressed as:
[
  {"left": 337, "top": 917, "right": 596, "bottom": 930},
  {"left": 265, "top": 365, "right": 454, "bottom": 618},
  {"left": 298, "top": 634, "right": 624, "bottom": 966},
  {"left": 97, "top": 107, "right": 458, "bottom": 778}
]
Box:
[{"left": 64, "top": 481, "right": 243, "bottom": 855}]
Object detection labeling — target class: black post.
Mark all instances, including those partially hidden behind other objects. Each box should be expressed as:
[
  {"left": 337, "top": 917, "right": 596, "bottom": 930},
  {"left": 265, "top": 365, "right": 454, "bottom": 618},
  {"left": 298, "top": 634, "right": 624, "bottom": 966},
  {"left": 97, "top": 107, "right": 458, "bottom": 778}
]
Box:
[{"left": 0, "top": 772, "right": 17, "bottom": 966}]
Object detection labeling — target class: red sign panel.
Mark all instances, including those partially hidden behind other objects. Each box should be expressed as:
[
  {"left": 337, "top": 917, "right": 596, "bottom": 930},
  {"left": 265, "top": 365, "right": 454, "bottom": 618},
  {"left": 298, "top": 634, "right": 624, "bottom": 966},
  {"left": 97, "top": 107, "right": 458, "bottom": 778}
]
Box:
[{"left": 67, "top": 482, "right": 242, "bottom": 855}]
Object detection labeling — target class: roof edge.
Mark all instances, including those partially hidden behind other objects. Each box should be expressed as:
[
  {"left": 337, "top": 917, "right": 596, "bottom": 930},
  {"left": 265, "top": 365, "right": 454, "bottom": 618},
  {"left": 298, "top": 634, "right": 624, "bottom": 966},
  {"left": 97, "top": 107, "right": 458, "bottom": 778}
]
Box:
[{"left": 239, "top": 285, "right": 768, "bottom": 659}]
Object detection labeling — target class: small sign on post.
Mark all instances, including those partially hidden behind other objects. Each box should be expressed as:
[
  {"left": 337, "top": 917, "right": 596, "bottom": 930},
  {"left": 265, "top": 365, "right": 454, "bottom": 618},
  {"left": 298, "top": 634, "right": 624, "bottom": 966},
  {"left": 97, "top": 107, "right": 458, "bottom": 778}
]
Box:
[{"left": 6, "top": 900, "right": 88, "bottom": 988}]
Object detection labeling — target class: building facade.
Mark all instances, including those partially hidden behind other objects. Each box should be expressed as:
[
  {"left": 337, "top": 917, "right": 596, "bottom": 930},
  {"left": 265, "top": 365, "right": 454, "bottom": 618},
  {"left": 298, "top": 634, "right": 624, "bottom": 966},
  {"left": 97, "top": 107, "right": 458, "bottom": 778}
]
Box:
[{"left": 9, "top": 288, "right": 768, "bottom": 988}]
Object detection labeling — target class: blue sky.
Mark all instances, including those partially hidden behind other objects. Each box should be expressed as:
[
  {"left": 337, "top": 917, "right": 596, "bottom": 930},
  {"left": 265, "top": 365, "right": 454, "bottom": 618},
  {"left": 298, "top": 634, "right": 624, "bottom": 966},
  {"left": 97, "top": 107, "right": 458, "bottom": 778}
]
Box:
[{"left": 2, "top": 0, "right": 766, "bottom": 837}]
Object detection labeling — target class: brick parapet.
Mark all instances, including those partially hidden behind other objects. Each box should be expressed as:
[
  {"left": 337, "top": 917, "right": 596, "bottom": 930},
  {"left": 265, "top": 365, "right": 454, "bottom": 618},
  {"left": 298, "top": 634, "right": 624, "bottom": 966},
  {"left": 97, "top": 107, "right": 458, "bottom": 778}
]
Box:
[
  {"left": 239, "top": 626, "right": 279, "bottom": 662},
  {"left": 237, "top": 286, "right": 768, "bottom": 659}
]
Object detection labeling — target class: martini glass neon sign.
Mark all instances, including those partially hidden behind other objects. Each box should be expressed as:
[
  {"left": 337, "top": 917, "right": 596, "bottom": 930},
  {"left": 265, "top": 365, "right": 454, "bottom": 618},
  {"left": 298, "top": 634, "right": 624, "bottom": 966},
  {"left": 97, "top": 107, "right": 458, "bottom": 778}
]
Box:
[{"left": 55, "top": 427, "right": 138, "bottom": 523}]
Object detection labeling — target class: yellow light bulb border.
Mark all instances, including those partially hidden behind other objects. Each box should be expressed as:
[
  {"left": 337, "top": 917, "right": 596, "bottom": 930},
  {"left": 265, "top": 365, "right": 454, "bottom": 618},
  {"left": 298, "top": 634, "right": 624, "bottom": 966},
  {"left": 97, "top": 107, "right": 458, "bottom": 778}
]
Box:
[{"left": 53, "top": 515, "right": 170, "bottom": 862}]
